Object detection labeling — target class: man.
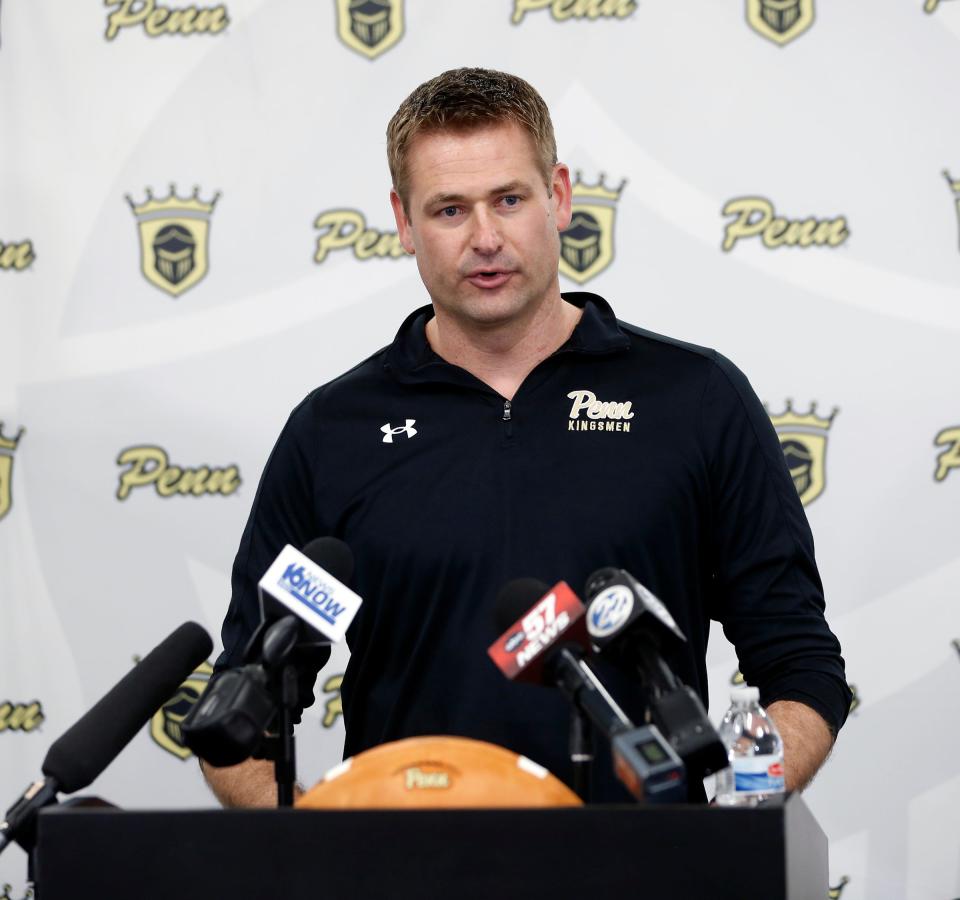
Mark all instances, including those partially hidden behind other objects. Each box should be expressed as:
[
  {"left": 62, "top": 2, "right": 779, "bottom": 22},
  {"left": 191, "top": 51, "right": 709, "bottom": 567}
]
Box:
[{"left": 203, "top": 67, "right": 850, "bottom": 807}]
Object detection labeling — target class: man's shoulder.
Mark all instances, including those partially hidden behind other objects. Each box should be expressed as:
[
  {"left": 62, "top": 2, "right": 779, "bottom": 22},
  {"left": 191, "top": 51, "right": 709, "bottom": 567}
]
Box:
[
  {"left": 614, "top": 317, "right": 727, "bottom": 375},
  {"left": 617, "top": 319, "right": 722, "bottom": 365},
  {"left": 570, "top": 292, "right": 728, "bottom": 374},
  {"left": 287, "top": 344, "right": 394, "bottom": 425},
  {"left": 322, "top": 344, "right": 395, "bottom": 395},
  {"left": 601, "top": 311, "right": 755, "bottom": 410}
]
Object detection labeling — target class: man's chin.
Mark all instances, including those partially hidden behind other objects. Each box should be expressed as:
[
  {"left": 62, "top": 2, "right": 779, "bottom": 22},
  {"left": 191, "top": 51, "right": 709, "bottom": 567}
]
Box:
[
  {"left": 450, "top": 298, "right": 530, "bottom": 330},
  {"left": 429, "top": 276, "right": 560, "bottom": 331}
]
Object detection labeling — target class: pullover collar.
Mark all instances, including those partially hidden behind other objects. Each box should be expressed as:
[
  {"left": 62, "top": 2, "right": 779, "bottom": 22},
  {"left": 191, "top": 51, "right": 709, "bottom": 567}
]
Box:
[{"left": 385, "top": 291, "right": 631, "bottom": 386}]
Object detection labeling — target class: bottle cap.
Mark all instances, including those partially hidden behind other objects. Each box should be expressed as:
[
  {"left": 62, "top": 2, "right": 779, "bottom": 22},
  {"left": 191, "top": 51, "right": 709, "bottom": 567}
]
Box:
[{"left": 730, "top": 686, "right": 760, "bottom": 705}]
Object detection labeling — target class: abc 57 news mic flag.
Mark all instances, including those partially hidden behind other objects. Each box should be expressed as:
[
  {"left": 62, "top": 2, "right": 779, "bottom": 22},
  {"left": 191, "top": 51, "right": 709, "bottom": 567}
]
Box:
[
  {"left": 487, "top": 581, "right": 686, "bottom": 803},
  {"left": 487, "top": 581, "right": 584, "bottom": 683}
]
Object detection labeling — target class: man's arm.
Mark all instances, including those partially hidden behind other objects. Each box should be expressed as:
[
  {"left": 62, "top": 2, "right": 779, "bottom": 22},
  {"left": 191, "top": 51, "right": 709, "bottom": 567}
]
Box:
[
  {"left": 766, "top": 699, "right": 834, "bottom": 792},
  {"left": 200, "top": 756, "right": 304, "bottom": 808},
  {"left": 206, "top": 396, "right": 329, "bottom": 809},
  {"left": 701, "top": 356, "right": 852, "bottom": 772}
]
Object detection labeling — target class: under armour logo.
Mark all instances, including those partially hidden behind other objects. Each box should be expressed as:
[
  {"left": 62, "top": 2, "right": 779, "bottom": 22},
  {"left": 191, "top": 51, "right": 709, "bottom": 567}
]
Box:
[{"left": 381, "top": 419, "right": 417, "bottom": 443}]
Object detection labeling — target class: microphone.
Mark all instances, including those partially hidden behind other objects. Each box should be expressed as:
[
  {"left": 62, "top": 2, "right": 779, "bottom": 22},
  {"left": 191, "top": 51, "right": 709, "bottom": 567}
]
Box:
[
  {"left": 488, "top": 579, "right": 685, "bottom": 803},
  {"left": 584, "top": 566, "right": 686, "bottom": 656},
  {"left": 490, "top": 578, "right": 632, "bottom": 737},
  {"left": 0, "top": 621, "right": 212, "bottom": 855},
  {"left": 584, "top": 568, "right": 728, "bottom": 793},
  {"left": 256, "top": 536, "right": 359, "bottom": 646},
  {"left": 181, "top": 537, "right": 359, "bottom": 768}
]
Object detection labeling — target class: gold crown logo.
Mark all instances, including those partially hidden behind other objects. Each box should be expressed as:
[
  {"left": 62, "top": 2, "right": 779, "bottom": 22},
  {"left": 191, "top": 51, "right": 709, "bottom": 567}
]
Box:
[
  {"left": 0, "top": 422, "right": 25, "bottom": 453},
  {"left": 848, "top": 683, "right": 860, "bottom": 714},
  {"left": 126, "top": 184, "right": 221, "bottom": 220},
  {"left": 828, "top": 876, "right": 850, "bottom": 899},
  {"left": 944, "top": 170, "right": 960, "bottom": 195},
  {"left": 0, "top": 884, "right": 30, "bottom": 900},
  {"left": 767, "top": 399, "right": 838, "bottom": 433},
  {"left": 571, "top": 171, "right": 626, "bottom": 205}
]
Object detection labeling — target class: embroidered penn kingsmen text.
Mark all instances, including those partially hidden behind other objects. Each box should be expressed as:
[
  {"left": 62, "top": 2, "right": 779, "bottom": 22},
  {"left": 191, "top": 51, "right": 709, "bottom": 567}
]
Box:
[{"left": 567, "top": 390, "right": 633, "bottom": 432}]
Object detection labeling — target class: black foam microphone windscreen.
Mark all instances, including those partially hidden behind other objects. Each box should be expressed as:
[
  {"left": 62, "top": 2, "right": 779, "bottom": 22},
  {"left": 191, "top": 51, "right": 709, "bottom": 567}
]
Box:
[
  {"left": 301, "top": 536, "right": 354, "bottom": 586},
  {"left": 42, "top": 621, "right": 212, "bottom": 793},
  {"left": 493, "top": 577, "right": 551, "bottom": 635}
]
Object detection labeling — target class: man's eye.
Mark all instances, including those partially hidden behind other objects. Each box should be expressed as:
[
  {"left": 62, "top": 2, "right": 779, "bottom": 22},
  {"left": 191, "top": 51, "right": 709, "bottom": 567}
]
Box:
[
  {"left": 502, "top": 196, "right": 521, "bottom": 207},
  {"left": 440, "top": 206, "right": 459, "bottom": 217}
]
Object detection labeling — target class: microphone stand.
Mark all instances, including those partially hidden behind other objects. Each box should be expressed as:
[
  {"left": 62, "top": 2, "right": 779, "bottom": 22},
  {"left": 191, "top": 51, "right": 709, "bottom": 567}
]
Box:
[
  {"left": 258, "top": 616, "right": 305, "bottom": 808},
  {"left": 276, "top": 663, "right": 299, "bottom": 807},
  {"left": 568, "top": 710, "right": 593, "bottom": 802},
  {"left": 623, "top": 634, "right": 728, "bottom": 800}
]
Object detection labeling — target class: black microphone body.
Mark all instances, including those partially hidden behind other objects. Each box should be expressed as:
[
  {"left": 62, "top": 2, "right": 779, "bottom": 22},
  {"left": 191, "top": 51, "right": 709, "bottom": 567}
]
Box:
[
  {"left": 0, "top": 621, "right": 212, "bottom": 855},
  {"left": 493, "top": 578, "right": 632, "bottom": 735},
  {"left": 550, "top": 647, "right": 633, "bottom": 739},
  {"left": 585, "top": 568, "right": 728, "bottom": 794},
  {"left": 491, "top": 579, "right": 686, "bottom": 803},
  {"left": 181, "top": 537, "right": 355, "bottom": 768},
  {"left": 42, "top": 621, "right": 213, "bottom": 792},
  {"left": 249, "top": 535, "right": 356, "bottom": 654},
  {"left": 0, "top": 778, "right": 57, "bottom": 855},
  {"left": 585, "top": 567, "right": 687, "bottom": 668}
]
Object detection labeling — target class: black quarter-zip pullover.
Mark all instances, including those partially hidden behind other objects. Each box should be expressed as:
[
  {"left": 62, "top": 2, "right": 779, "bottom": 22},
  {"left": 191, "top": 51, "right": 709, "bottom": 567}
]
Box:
[{"left": 218, "top": 292, "right": 850, "bottom": 801}]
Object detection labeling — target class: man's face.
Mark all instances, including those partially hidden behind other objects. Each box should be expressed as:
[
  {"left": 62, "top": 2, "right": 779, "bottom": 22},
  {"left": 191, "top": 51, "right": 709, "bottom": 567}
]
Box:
[{"left": 391, "top": 122, "right": 572, "bottom": 330}]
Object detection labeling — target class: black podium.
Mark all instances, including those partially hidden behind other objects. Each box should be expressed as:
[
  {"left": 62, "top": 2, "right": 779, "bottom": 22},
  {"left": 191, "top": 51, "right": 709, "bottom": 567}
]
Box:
[{"left": 34, "top": 793, "right": 827, "bottom": 899}]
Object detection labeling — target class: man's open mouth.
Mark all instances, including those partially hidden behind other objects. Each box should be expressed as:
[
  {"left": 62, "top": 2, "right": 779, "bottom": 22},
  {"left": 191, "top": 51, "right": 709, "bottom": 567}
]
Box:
[{"left": 466, "top": 270, "right": 513, "bottom": 288}]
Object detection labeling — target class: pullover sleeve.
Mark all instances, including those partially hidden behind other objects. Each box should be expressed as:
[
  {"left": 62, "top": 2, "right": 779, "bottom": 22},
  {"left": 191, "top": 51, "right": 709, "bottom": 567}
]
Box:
[
  {"left": 214, "top": 392, "right": 330, "bottom": 712},
  {"left": 700, "top": 354, "right": 851, "bottom": 735}
]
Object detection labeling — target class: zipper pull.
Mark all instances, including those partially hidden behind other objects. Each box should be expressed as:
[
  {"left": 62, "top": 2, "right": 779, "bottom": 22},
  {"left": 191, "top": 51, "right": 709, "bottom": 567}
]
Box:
[{"left": 502, "top": 400, "right": 512, "bottom": 422}]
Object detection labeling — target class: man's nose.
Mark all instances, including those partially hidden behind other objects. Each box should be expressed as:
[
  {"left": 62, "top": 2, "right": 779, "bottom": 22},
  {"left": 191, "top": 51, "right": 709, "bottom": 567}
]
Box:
[{"left": 470, "top": 207, "right": 503, "bottom": 255}]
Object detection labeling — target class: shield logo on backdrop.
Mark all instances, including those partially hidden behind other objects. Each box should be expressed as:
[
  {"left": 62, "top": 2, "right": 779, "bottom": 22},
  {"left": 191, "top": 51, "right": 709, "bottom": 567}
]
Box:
[
  {"left": 336, "top": 0, "right": 404, "bottom": 60},
  {"left": 150, "top": 660, "right": 213, "bottom": 759},
  {"left": 558, "top": 173, "right": 625, "bottom": 285},
  {"left": 746, "top": 0, "right": 815, "bottom": 46},
  {"left": 768, "top": 401, "right": 837, "bottom": 506},
  {"left": 0, "top": 423, "right": 24, "bottom": 522},
  {"left": 126, "top": 185, "right": 220, "bottom": 297}
]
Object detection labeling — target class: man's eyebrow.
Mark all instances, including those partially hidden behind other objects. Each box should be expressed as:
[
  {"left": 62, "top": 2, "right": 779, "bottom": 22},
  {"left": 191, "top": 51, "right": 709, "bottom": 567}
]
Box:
[
  {"left": 487, "top": 181, "right": 530, "bottom": 196},
  {"left": 424, "top": 191, "right": 468, "bottom": 208},
  {"left": 423, "top": 181, "right": 533, "bottom": 209}
]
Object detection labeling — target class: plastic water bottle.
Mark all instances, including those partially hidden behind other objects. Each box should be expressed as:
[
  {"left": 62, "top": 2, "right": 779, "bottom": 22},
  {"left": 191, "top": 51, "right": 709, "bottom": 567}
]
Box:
[{"left": 715, "top": 686, "right": 785, "bottom": 806}]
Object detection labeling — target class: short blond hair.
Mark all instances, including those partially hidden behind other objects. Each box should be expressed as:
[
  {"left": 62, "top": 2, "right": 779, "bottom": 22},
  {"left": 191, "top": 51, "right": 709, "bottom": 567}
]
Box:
[{"left": 387, "top": 67, "right": 558, "bottom": 211}]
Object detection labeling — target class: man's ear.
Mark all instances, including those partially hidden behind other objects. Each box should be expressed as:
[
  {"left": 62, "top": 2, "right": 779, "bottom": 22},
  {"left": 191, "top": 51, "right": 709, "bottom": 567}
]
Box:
[
  {"left": 551, "top": 163, "right": 573, "bottom": 232},
  {"left": 390, "top": 189, "right": 416, "bottom": 255}
]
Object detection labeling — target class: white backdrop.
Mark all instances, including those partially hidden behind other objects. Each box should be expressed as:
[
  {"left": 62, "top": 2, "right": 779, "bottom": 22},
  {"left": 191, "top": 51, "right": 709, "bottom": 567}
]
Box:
[{"left": 2, "top": 2, "right": 959, "bottom": 898}]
